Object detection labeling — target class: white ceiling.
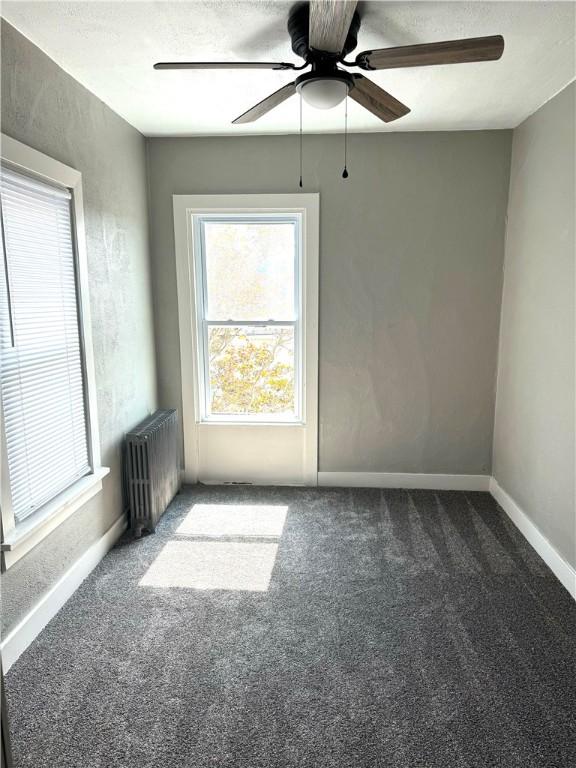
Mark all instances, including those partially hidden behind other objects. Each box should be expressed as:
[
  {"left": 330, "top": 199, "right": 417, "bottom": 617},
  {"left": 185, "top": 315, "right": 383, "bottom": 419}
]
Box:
[{"left": 3, "top": 1, "right": 575, "bottom": 136}]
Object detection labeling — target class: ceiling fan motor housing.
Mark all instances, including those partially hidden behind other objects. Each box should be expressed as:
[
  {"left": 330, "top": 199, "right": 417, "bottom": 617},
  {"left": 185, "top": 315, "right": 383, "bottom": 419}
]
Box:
[{"left": 288, "top": 2, "right": 361, "bottom": 61}]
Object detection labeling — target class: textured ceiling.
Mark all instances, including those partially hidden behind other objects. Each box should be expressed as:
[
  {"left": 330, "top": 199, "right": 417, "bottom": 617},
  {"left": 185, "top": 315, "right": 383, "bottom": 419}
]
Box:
[{"left": 2, "top": 1, "right": 575, "bottom": 136}]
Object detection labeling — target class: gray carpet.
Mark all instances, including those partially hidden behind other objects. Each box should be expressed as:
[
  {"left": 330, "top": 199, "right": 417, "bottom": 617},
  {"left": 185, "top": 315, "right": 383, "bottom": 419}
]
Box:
[{"left": 5, "top": 485, "right": 576, "bottom": 767}]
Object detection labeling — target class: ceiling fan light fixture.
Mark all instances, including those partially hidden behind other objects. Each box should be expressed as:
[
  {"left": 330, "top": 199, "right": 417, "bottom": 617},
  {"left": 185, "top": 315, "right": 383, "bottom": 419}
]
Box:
[{"left": 296, "top": 75, "right": 351, "bottom": 110}]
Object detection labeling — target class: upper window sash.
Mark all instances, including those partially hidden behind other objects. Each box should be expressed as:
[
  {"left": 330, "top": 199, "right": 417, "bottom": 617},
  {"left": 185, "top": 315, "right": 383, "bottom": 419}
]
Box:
[{"left": 195, "top": 214, "right": 301, "bottom": 323}]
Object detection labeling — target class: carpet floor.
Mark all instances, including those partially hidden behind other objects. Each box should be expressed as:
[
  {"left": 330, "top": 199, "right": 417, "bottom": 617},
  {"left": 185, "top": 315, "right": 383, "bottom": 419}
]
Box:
[{"left": 5, "top": 485, "right": 576, "bottom": 767}]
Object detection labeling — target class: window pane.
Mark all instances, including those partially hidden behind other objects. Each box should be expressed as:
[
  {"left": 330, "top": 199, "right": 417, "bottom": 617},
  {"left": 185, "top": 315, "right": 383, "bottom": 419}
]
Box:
[
  {"left": 203, "top": 221, "right": 296, "bottom": 320},
  {"left": 207, "top": 326, "right": 295, "bottom": 416}
]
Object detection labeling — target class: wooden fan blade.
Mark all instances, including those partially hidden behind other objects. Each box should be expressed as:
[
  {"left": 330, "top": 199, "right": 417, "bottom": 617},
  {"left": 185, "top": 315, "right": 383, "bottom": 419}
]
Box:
[
  {"left": 356, "top": 35, "right": 504, "bottom": 70},
  {"left": 232, "top": 82, "right": 297, "bottom": 124},
  {"left": 154, "top": 61, "right": 298, "bottom": 70},
  {"left": 349, "top": 75, "right": 410, "bottom": 123},
  {"left": 309, "top": 0, "right": 358, "bottom": 54}
]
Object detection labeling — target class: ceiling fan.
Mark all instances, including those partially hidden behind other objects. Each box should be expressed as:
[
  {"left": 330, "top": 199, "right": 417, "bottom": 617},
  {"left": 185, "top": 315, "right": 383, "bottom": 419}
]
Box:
[{"left": 154, "top": 1, "right": 505, "bottom": 125}]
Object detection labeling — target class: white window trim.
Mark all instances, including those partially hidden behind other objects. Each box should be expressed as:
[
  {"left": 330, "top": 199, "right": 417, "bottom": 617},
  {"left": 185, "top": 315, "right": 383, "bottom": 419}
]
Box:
[
  {"left": 0, "top": 134, "right": 109, "bottom": 569},
  {"left": 173, "top": 193, "right": 319, "bottom": 484}
]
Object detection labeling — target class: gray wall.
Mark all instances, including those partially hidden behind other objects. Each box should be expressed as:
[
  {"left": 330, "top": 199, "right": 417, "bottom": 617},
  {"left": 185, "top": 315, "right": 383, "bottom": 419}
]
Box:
[
  {"left": 147, "top": 130, "right": 511, "bottom": 474},
  {"left": 1, "top": 21, "right": 157, "bottom": 634},
  {"left": 493, "top": 83, "right": 575, "bottom": 568}
]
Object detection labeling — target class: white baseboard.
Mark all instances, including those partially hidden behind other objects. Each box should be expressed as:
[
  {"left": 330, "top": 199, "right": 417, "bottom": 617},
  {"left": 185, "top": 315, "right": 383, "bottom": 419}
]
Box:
[
  {"left": 1, "top": 515, "right": 127, "bottom": 672},
  {"left": 317, "top": 472, "right": 491, "bottom": 492},
  {"left": 490, "top": 478, "right": 576, "bottom": 599}
]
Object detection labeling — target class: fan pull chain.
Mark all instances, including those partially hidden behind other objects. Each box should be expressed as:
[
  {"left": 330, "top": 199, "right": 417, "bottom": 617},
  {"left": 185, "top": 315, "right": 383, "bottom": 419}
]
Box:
[
  {"left": 299, "top": 92, "right": 303, "bottom": 188},
  {"left": 342, "top": 95, "right": 349, "bottom": 179}
]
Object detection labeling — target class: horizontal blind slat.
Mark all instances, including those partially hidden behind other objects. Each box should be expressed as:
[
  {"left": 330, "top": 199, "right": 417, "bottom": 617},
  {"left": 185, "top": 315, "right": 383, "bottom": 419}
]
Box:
[
  {"left": 1, "top": 167, "right": 72, "bottom": 200},
  {"left": 13, "top": 467, "right": 91, "bottom": 522}
]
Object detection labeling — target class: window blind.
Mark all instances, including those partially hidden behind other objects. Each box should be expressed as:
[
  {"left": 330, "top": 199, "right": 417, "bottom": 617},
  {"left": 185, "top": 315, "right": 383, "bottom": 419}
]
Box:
[{"left": 0, "top": 167, "right": 90, "bottom": 524}]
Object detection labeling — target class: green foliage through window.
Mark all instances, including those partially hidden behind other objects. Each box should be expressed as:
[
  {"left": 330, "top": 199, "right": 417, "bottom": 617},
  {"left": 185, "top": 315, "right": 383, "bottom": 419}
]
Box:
[{"left": 208, "top": 327, "right": 294, "bottom": 415}]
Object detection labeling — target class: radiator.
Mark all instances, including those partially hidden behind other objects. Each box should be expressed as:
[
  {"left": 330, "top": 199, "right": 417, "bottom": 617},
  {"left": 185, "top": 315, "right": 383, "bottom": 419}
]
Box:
[{"left": 125, "top": 409, "right": 180, "bottom": 537}]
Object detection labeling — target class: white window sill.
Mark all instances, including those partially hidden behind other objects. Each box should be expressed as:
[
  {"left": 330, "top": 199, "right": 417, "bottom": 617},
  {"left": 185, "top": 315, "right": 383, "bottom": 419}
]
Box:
[{"left": 1, "top": 467, "right": 110, "bottom": 570}]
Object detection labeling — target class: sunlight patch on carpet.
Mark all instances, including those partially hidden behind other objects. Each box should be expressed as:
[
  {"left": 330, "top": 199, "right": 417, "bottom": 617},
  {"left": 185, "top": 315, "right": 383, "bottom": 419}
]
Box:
[
  {"left": 139, "top": 540, "right": 279, "bottom": 591},
  {"left": 176, "top": 503, "right": 288, "bottom": 538},
  {"left": 139, "top": 503, "right": 288, "bottom": 591}
]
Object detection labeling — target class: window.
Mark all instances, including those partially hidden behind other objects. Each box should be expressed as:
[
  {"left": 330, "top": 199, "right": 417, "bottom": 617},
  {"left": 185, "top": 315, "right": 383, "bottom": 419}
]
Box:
[
  {"left": 174, "top": 193, "right": 318, "bottom": 485},
  {"left": 193, "top": 215, "right": 302, "bottom": 422},
  {"left": 0, "top": 136, "right": 107, "bottom": 569}
]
